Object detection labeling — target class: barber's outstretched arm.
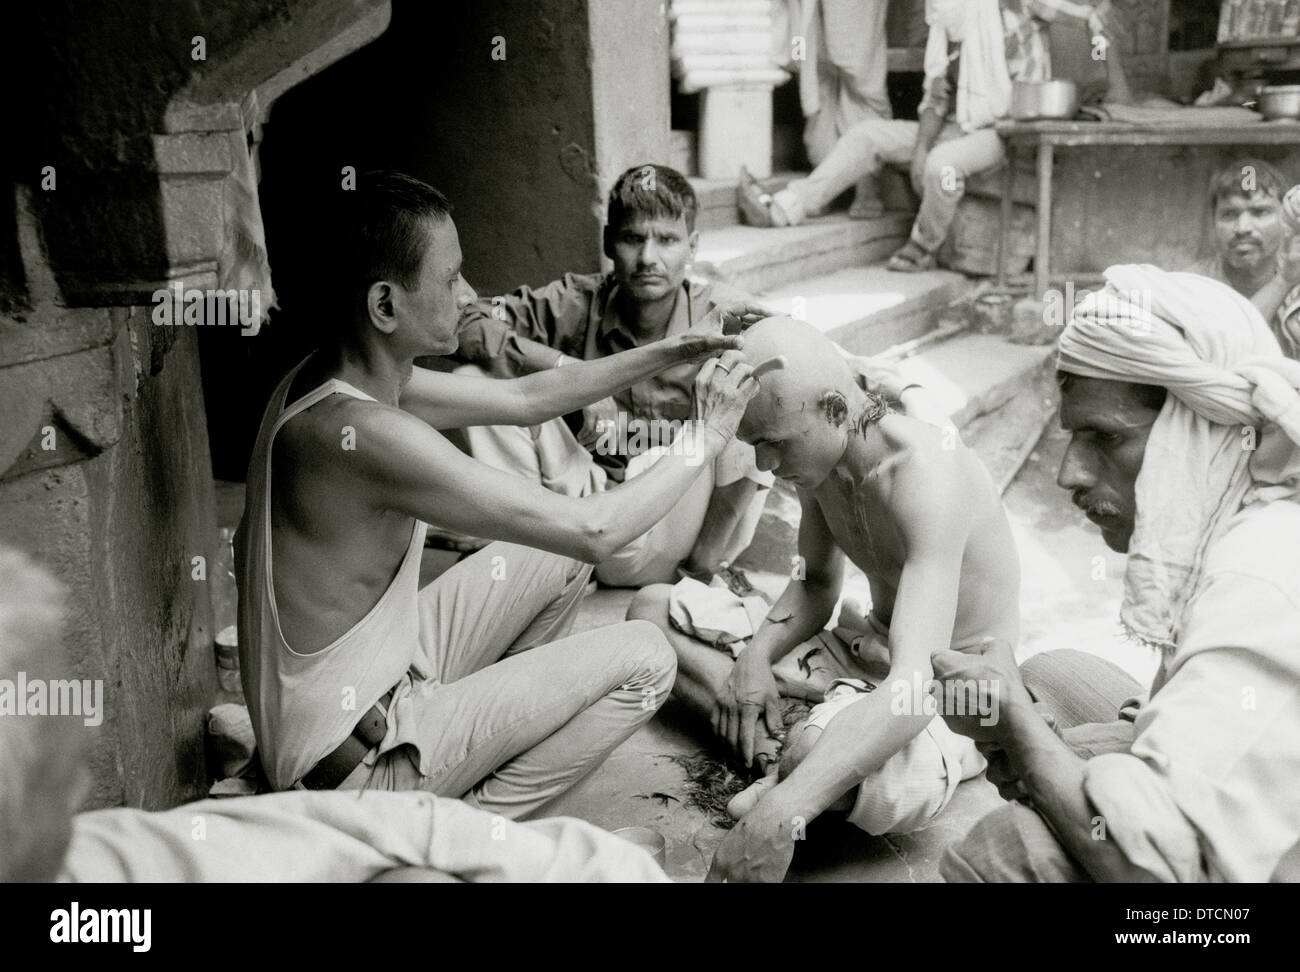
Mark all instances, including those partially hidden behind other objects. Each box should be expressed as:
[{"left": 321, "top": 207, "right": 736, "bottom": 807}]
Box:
[
  {"left": 375, "top": 352, "right": 776, "bottom": 562},
  {"left": 400, "top": 330, "right": 740, "bottom": 431}
]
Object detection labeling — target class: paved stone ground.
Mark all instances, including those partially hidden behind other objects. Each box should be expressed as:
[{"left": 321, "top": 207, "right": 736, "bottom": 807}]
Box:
[{"left": 541, "top": 422, "right": 1160, "bottom": 882}]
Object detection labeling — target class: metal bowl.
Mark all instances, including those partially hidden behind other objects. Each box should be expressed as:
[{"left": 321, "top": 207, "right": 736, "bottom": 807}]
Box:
[
  {"left": 1259, "top": 85, "right": 1300, "bottom": 121},
  {"left": 1010, "top": 80, "right": 1080, "bottom": 121}
]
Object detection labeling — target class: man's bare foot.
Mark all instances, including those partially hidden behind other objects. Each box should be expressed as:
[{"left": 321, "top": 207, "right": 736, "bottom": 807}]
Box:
[{"left": 726, "top": 768, "right": 779, "bottom": 820}]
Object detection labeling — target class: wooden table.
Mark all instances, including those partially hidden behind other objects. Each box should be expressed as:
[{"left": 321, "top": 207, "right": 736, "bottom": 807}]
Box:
[{"left": 993, "top": 118, "right": 1300, "bottom": 297}]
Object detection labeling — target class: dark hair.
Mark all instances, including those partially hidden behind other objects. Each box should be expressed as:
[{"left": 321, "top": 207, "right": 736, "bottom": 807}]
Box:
[
  {"left": 1057, "top": 371, "right": 1168, "bottom": 412},
  {"left": 606, "top": 163, "right": 698, "bottom": 235},
  {"left": 340, "top": 170, "right": 453, "bottom": 301},
  {"left": 1209, "top": 159, "right": 1288, "bottom": 208}
]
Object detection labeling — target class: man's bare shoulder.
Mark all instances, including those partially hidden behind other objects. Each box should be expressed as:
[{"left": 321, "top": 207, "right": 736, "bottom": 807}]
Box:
[
  {"left": 275, "top": 393, "right": 443, "bottom": 482},
  {"left": 880, "top": 416, "right": 998, "bottom": 529}
]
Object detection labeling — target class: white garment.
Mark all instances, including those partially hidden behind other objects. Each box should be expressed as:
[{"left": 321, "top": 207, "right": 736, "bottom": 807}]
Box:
[
  {"left": 236, "top": 358, "right": 427, "bottom": 790},
  {"left": 59, "top": 790, "right": 670, "bottom": 883},
  {"left": 1058, "top": 264, "right": 1300, "bottom": 881},
  {"left": 802, "top": 678, "right": 985, "bottom": 836},
  {"left": 923, "top": 0, "right": 1013, "bottom": 132}
]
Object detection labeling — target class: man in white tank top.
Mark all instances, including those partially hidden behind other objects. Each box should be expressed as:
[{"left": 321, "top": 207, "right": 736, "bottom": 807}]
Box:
[{"left": 237, "top": 171, "right": 779, "bottom": 818}]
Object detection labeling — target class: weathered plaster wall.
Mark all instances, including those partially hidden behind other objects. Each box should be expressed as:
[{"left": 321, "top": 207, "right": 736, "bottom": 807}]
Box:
[
  {"left": 1051, "top": 148, "right": 1300, "bottom": 277},
  {"left": 3, "top": 0, "right": 390, "bottom": 809},
  {"left": 589, "top": 0, "right": 672, "bottom": 217}
]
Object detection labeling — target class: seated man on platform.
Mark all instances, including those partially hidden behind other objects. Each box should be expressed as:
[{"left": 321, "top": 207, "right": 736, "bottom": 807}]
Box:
[
  {"left": 938, "top": 265, "right": 1300, "bottom": 882},
  {"left": 454, "top": 163, "right": 775, "bottom": 592},
  {"left": 1186, "top": 159, "right": 1300, "bottom": 359},
  {"left": 627, "top": 317, "right": 1021, "bottom": 883},
  {"left": 236, "top": 171, "right": 767, "bottom": 809},
  {"left": 738, "top": 0, "right": 1117, "bottom": 273},
  {"left": 0, "top": 546, "right": 668, "bottom": 884}
]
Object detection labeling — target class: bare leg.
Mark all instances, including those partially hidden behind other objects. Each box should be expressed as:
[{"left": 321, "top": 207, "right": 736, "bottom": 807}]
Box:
[
  {"left": 626, "top": 584, "right": 781, "bottom": 768},
  {"left": 681, "top": 479, "right": 763, "bottom": 577}
]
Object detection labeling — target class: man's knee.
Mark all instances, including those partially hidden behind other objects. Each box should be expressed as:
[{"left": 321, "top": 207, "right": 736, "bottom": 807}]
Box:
[
  {"left": 619, "top": 618, "right": 677, "bottom": 694},
  {"left": 923, "top": 153, "right": 966, "bottom": 196},
  {"left": 940, "top": 802, "right": 1087, "bottom": 883},
  {"left": 626, "top": 583, "right": 672, "bottom": 625},
  {"left": 838, "top": 118, "right": 890, "bottom": 158}
]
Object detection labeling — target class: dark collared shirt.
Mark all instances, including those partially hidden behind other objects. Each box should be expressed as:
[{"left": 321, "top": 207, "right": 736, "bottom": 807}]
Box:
[{"left": 456, "top": 272, "right": 728, "bottom": 477}]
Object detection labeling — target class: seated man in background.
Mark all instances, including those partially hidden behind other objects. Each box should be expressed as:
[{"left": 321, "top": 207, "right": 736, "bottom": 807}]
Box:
[
  {"left": 454, "top": 163, "right": 774, "bottom": 591},
  {"left": 1187, "top": 159, "right": 1300, "bottom": 358},
  {"left": 939, "top": 266, "right": 1300, "bottom": 882},
  {"left": 627, "top": 317, "right": 1021, "bottom": 883},
  {"left": 0, "top": 546, "right": 669, "bottom": 884},
  {"left": 238, "top": 171, "right": 766, "bottom": 810},
  {"left": 739, "top": 0, "right": 1116, "bottom": 272}
]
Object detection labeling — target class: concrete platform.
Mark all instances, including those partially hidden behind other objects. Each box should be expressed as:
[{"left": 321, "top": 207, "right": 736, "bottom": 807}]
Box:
[
  {"left": 696, "top": 214, "right": 911, "bottom": 293},
  {"left": 758, "top": 265, "right": 969, "bottom": 356}
]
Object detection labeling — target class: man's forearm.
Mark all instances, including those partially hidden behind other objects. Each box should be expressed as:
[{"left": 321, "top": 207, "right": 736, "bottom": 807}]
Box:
[
  {"left": 1000, "top": 701, "right": 1158, "bottom": 882},
  {"left": 916, "top": 105, "right": 945, "bottom": 154},
  {"left": 511, "top": 342, "right": 683, "bottom": 426},
  {"left": 748, "top": 581, "right": 839, "bottom": 666},
  {"left": 573, "top": 422, "right": 726, "bottom": 561}
]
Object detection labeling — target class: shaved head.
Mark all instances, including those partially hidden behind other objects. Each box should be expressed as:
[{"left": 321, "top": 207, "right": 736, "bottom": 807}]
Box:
[{"left": 736, "top": 317, "right": 879, "bottom": 487}]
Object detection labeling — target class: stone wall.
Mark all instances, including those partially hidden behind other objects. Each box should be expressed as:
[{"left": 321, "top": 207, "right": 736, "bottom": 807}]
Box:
[{"left": 2, "top": 0, "right": 390, "bottom": 809}]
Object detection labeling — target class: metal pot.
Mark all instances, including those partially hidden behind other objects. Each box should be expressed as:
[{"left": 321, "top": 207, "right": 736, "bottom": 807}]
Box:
[
  {"left": 1258, "top": 85, "right": 1300, "bottom": 121},
  {"left": 1010, "top": 80, "right": 1080, "bottom": 121}
]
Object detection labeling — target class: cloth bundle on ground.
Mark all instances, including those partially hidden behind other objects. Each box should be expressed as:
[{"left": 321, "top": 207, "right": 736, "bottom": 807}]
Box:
[
  {"left": 800, "top": 675, "right": 985, "bottom": 835},
  {"left": 669, "top": 578, "right": 984, "bottom": 834}
]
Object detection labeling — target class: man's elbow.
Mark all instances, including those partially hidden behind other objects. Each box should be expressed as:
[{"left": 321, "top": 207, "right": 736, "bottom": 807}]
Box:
[{"left": 575, "top": 519, "right": 619, "bottom": 565}]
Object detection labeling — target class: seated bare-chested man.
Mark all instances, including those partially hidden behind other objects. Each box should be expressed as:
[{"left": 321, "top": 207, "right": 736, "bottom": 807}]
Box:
[
  {"left": 628, "top": 317, "right": 1021, "bottom": 881},
  {"left": 236, "top": 171, "right": 768, "bottom": 815}
]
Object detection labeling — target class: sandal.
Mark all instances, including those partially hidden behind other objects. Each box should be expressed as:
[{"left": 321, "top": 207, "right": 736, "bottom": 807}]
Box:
[
  {"left": 738, "top": 166, "right": 788, "bottom": 228},
  {"left": 886, "top": 240, "right": 936, "bottom": 273}
]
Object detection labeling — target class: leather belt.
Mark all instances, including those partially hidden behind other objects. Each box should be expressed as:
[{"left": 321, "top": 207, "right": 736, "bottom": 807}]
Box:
[{"left": 300, "top": 687, "right": 395, "bottom": 790}]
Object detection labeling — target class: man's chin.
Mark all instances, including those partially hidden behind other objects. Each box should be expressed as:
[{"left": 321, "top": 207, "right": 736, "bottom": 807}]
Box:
[
  {"left": 623, "top": 278, "right": 678, "bottom": 302},
  {"left": 1099, "top": 524, "right": 1132, "bottom": 553}
]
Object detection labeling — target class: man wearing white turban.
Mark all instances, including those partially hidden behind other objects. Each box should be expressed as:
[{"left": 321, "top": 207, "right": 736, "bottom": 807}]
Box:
[{"left": 935, "top": 265, "right": 1300, "bottom": 882}]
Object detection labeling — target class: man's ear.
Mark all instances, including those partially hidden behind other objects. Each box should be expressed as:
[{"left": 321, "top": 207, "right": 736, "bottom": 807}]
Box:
[
  {"left": 689, "top": 229, "right": 700, "bottom": 260},
  {"left": 366, "top": 280, "right": 400, "bottom": 334}
]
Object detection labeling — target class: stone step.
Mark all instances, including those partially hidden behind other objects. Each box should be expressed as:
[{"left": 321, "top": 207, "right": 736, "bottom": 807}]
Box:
[
  {"left": 891, "top": 332, "right": 1056, "bottom": 430},
  {"left": 695, "top": 213, "right": 912, "bottom": 294},
  {"left": 734, "top": 333, "right": 1057, "bottom": 577},
  {"left": 756, "top": 265, "right": 970, "bottom": 357}
]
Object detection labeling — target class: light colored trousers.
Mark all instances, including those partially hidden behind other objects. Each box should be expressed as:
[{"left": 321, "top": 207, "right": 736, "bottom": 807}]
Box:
[
  {"left": 940, "top": 649, "right": 1143, "bottom": 883},
  {"left": 342, "top": 542, "right": 677, "bottom": 821},
  {"left": 464, "top": 413, "right": 770, "bottom": 588},
  {"left": 786, "top": 119, "right": 1007, "bottom": 252}
]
